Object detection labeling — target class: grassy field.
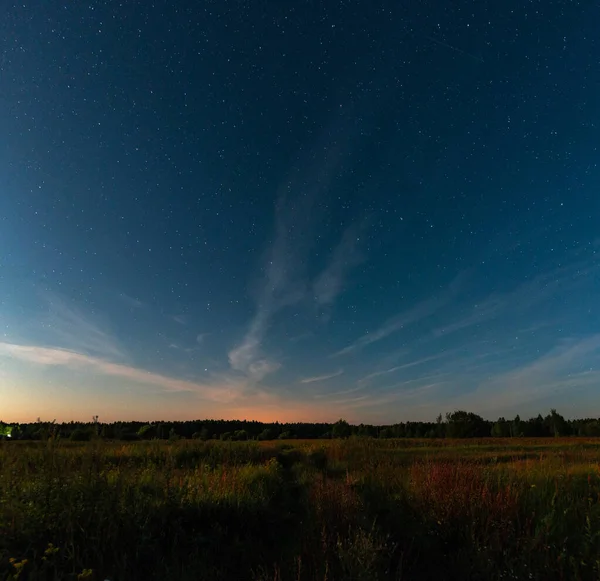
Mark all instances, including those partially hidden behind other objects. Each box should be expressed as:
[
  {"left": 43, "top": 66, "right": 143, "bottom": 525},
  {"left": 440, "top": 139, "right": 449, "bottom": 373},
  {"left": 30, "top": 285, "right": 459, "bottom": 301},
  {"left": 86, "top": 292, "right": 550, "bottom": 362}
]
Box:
[{"left": 2, "top": 437, "right": 600, "bottom": 580}]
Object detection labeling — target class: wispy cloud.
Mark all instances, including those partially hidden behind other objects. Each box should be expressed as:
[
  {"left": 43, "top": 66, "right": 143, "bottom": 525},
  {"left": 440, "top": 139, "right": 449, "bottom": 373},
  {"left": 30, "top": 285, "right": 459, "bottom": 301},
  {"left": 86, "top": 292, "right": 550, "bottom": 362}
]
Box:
[
  {"left": 247, "top": 359, "right": 282, "bottom": 382},
  {"left": 0, "top": 342, "right": 241, "bottom": 403},
  {"left": 352, "top": 381, "right": 448, "bottom": 409},
  {"left": 455, "top": 335, "right": 600, "bottom": 414},
  {"left": 433, "top": 258, "right": 599, "bottom": 339},
  {"left": 228, "top": 115, "right": 363, "bottom": 381},
  {"left": 332, "top": 270, "right": 469, "bottom": 357},
  {"left": 228, "top": 311, "right": 271, "bottom": 374},
  {"left": 332, "top": 295, "right": 448, "bottom": 357},
  {"left": 357, "top": 352, "right": 454, "bottom": 384},
  {"left": 117, "top": 292, "right": 145, "bottom": 309},
  {"left": 313, "top": 222, "right": 366, "bottom": 307},
  {"left": 227, "top": 187, "right": 321, "bottom": 376},
  {"left": 41, "top": 294, "right": 127, "bottom": 362},
  {"left": 172, "top": 315, "right": 188, "bottom": 325},
  {"left": 300, "top": 369, "right": 344, "bottom": 384},
  {"left": 333, "top": 252, "right": 599, "bottom": 363},
  {"left": 167, "top": 333, "right": 209, "bottom": 354},
  {"left": 318, "top": 375, "right": 449, "bottom": 410},
  {"left": 314, "top": 384, "right": 365, "bottom": 399},
  {"left": 288, "top": 331, "right": 313, "bottom": 343}
]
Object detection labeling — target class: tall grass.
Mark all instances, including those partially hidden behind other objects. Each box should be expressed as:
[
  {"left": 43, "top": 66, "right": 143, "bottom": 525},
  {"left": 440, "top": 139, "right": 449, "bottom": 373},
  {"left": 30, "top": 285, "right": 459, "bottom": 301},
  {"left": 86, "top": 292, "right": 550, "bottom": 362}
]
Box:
[{"left": 1, "top": 437, "right": 600, "bottom": 580}]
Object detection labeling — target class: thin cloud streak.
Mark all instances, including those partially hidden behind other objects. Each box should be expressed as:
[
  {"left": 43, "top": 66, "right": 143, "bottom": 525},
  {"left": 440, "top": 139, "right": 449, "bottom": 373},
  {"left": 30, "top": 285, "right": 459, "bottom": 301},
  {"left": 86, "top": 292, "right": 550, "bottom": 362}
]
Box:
[
  {"left": 0, "top": 342, "right": 241, "bottom": 403},
  {"left": 433, "top": 258, "right": 600, "bottom": 339},
  {"left": 376, "top": 372, "right": 454, "bottom": 393},
  {"left": 447, "top": 335, "right": 600, "bottom": 414},
  {"left": 331, "top": 295, "right": 445, "bottom": 357},
  {"left": 313, "top": 384, "right": 366, "bottom": 399},
  {"left": 313, "top": 222, "right": 366, "bottom": 307},
  {"left": 336, "top": 381, "right": 448, "bottom": 409},
  {"left": 171, "top": 333, "right": 210, "bottom": 354},
  {"left": 331, "top": 271, "right": 468, "bottom": 357},
  {"left": 41, "top": 293, "right": 127, "bottom": 362},
  {"left": 358, "top": 352, "right": 456, "bottom": 385},
  {"left": 300, "top": 369, "right": 344, "bottom": 384},
  {"left": 117, "top": 293, "right": 145, "bottom": 309},
  {"left": 360, "top": 382, "right": 447, "bottom": 408}
]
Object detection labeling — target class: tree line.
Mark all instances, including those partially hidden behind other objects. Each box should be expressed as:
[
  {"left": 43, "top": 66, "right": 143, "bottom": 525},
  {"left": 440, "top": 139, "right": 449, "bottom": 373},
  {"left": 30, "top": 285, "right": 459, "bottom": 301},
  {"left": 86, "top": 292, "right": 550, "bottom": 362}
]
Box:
[{"left": 1, "top": 409, "right": 600, "bottom": 442}]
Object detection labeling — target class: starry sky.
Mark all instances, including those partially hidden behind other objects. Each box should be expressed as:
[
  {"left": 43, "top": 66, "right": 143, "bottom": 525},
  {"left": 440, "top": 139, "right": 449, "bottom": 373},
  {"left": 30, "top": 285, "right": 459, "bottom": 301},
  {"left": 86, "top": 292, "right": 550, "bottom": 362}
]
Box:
[{"left": 1, "top": 0, "right": 599, "bottom": 424}]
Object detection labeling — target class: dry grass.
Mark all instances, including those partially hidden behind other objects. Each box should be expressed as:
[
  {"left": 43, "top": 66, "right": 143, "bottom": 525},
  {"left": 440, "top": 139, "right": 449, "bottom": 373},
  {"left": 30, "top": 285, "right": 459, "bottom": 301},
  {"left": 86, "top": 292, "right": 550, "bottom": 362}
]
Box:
[{"left": 2, "top": 437, "right": 600, "bottom": 580}]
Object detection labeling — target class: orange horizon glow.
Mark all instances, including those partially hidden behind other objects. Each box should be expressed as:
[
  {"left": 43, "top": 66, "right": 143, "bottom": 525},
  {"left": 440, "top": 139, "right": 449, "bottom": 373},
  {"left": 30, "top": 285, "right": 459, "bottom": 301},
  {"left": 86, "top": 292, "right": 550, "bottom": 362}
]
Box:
[
  {"left": 1, "top": 398, "right": 350, "bottom": 425},
  {"left": 2, "top": 407, "right": 347, "bottom": 425}
]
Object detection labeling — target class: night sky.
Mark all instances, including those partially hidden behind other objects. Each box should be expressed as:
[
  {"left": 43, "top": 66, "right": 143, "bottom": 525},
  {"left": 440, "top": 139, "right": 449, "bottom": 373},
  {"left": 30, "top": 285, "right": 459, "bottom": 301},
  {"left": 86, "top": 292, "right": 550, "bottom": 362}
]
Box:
[{"left": 1, "top": 1, "right": 599, "bottom": 423}]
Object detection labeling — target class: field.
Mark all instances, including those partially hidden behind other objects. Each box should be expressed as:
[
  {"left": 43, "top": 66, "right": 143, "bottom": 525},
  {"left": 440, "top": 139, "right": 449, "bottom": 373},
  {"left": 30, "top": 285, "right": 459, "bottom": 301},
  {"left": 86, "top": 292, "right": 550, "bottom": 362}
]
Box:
[{"left": 2, "top": 438, "right": 600, "bottom": 580}]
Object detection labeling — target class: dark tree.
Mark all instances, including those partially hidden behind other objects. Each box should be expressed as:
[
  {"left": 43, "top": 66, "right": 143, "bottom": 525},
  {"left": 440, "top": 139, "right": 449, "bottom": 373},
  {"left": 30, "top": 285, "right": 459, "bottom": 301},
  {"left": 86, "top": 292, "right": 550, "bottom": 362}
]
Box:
[
  {"left": 445, "top": 411, "right": 489, "bottom": 438},
  {"left": 332, "top": 419, "right": 351, "bottom": 439}
]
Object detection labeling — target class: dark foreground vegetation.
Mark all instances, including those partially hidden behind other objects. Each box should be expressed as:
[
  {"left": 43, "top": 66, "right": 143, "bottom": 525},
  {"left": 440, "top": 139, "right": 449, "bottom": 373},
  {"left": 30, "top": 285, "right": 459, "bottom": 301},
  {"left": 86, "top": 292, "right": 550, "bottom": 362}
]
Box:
[{"left": 2, "top": 437, "right": 600, "bottom": 580}]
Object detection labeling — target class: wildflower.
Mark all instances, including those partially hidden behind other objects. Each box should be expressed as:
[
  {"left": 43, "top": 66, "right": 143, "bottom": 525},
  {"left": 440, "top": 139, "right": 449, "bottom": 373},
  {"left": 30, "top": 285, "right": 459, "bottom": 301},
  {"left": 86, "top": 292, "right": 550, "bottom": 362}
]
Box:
[
  {"left": 44, "top": 543, "right": 60, "bottom": 558},
  {"left": 11, "top": 559, "right": 28, "bottom": 575}
]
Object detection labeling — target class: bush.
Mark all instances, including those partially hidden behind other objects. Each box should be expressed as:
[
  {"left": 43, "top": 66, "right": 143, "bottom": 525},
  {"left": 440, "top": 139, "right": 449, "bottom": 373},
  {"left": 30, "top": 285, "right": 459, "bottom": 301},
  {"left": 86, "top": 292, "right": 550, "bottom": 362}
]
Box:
[
  {"left": 69, "top": 428, "right": 92, "bottom": 442},
  {"left": 118, "top": 431, "right": 140, "bottom": 441}
]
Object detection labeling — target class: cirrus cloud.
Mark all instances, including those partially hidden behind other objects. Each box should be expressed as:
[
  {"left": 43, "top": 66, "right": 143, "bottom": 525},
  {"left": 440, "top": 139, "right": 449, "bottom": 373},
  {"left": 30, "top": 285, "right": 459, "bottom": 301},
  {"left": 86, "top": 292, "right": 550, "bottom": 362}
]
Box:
[{"left": 0, "top": 342, "right": 241, "bottom": 403}]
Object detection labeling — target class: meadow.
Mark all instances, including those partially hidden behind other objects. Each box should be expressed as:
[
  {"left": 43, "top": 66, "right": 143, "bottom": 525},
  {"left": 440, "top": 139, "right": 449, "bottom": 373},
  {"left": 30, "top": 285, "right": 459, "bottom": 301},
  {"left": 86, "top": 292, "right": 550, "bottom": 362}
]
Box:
[{"left": 2, "top": 437, "right": 600, "bottom": 581}]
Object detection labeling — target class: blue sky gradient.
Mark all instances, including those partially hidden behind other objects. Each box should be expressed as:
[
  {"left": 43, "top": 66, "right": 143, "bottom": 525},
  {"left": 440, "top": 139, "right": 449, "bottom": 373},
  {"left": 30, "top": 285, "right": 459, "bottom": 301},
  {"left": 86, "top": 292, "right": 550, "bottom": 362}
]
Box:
[{"left": 1, "top": 0, "right": 599, "bottom": 423}]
